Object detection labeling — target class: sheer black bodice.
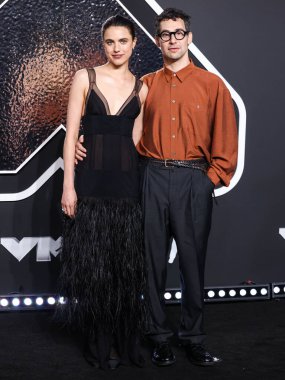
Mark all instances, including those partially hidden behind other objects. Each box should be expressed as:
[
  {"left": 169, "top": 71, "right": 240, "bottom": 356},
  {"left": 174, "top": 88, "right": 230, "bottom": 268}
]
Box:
[{"left": 75, "top": 68, "right": 143, "bottom": 199}]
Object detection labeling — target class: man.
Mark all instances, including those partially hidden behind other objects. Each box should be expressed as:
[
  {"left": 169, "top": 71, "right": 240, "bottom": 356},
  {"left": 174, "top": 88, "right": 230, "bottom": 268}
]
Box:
[{"left": 75, "top": 8, "right": 238, "bottom": 367}]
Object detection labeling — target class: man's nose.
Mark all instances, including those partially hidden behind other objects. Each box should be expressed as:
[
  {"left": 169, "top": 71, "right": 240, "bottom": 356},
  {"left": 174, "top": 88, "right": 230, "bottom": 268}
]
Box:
[{"left": 169, "top": 33, "right": 176, "bottom": 43}]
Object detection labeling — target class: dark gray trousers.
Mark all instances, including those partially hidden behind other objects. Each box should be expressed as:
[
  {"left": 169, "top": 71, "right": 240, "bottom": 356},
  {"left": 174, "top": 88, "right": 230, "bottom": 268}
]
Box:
[{"left": 141, "top": 162, "right": 214, "bottom": 344}]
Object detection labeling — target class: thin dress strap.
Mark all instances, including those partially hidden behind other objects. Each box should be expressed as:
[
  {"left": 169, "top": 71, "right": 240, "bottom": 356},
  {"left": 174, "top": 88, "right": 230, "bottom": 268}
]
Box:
[
  {"left": 134, "top": 79, "right": 143, "bottom": 110},
  {"left": 134, "top": 78, "right": 143, "bottom": 94},
  {"left": 84, "top": 68, "right": 96, "bottom": 115}
]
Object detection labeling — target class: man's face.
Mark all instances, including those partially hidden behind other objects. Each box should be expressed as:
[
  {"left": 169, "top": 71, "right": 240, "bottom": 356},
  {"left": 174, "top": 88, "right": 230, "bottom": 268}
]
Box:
[{"left": 156, "top": 18, "right": 192, "bottom": 63}]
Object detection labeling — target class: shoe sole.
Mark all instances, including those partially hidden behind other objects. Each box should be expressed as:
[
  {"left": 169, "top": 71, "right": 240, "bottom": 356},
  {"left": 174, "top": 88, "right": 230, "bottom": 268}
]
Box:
[
  {"left": 152, "top": 358, "right": 176, "bottom": 367},
  {"left": 189, "top": 359, "right": 222, "bottom": 367}
]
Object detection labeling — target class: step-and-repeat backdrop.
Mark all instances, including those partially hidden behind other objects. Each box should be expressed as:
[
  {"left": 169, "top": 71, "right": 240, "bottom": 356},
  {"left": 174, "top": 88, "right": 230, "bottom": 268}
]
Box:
[{"left": 0, "top": 0, "right": 284, "bottom": 294}]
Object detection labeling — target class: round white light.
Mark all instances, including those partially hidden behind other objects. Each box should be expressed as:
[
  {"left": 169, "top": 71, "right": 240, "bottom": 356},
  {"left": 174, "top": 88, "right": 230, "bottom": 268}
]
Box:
[
  {"left": 12, "top": 298, "right": 20, "bottom": 307},
  {"left": 261, "top": 288, "right": 268, "bottom": 296},
  {"left": 250, "top": 289, "right": 257, "bottom": 296},
  {"left": 164, "top": 292, "right": 172, "bottom": 300},
  {"left": 229, "top": 290, "right": 236, "bottom": 297},
  {"left": 0, "top": 299, "right": 9, "bottom": 307},
  {"left": 47, "top": 297, "right": 56, "bottom": 305},
  {"left": 208, "top": 291, "right": 215, "bottom": 298},
  {"left": 59, "top": 297, "right": 66, "bottom": 304},
  {"left": 240, "top": 289, "right": 247, "bottom": 296},
  {"left": 175, "top": 292, "right": 181, "bottom": 299},
  {"left": 274, "top": 286, "right": 280, "bottom": 294},
  {"left": 36, "top": 297, "right": 44, "bottom": 306},
  {"left": 24, "top": 298, "right": 32, "bottom": 306},
  {"left": 218, "top": 290, "right": 226, "bottom": 298}
]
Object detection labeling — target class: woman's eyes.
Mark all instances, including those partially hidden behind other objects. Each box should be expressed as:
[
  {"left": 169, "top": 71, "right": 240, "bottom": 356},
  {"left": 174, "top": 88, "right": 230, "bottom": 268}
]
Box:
[{"left": 105, "top": 40, "right": 128, "bottom": 46}]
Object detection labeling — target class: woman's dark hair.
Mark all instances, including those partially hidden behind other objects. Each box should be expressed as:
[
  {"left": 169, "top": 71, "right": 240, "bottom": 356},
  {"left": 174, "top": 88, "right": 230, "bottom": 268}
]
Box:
[
  {"left": 155, "top": 8, "right": 191, "bottom": 35},
  {"left": 101, "top": 15, "right": 136, "bottom": 39}
]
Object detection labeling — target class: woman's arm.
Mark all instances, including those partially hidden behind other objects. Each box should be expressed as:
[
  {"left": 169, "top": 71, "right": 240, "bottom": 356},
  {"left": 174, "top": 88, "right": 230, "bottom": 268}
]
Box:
[
  {"left": 61, "top": 69, "right": 88, "bottom": 217},
  {"left": 132, "top": 82, "right": 148, "bottom": 146}
]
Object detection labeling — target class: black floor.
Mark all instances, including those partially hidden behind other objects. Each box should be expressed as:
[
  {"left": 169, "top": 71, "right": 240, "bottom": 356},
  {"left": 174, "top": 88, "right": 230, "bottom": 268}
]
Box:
[{"left": 0, "top": 300, "right": 284, "bottom": 380}]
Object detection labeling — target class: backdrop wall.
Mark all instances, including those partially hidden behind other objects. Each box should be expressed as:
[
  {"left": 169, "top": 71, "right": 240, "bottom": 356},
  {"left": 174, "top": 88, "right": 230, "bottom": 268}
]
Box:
[{"left": 0, "top": 0, "right": 284, "bottom": 294}]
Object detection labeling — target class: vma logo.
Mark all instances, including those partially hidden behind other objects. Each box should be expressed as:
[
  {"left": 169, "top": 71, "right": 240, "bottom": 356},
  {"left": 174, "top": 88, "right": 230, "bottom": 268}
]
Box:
[{"left": 0, "top": 237, "right": 61, "bottom": 262}]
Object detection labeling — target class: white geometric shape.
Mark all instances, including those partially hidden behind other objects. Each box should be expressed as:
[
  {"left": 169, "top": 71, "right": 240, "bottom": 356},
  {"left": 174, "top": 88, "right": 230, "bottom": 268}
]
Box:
[
  {"left": 1, "top": 237, "right": 39, "bottom": 261},
  {"left": 279, "top": 228, "right": 285, "bottom": 240},
  {"left": 36, "top": 237, "right": 61, "bottom": 262},
  {"left": 0, "top": 125, "right": 65, "bottom": 174},
  {"left": 0, "top": 158, "right": 64, "bottom": 202},
  {"left": 168, "top": 240, "right": 177, "bottom": 263},
  {"left": 0, "top": 0, "right": 10, "bottom": 9}
]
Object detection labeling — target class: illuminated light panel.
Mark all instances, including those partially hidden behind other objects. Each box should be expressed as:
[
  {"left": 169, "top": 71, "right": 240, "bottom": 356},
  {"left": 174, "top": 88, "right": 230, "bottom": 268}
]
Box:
[
  {"left": 164, "top": 292, "right": 172, "bottom": 300},
  {"left": 12, "top": 298, "right": 20, "bottom": 307},
  {"left": 24, "top": 298, "right": 32, "bottom": 306},
  {"left": 47, "top": 297, "right": 56, "bottom": 305},
  {"left": 175, "top": 292, "right": 181, "bottom": 300},
  {"left": 0, "top": 299, "right": 9, "bottom": 307},
  {"left": 36, "top": 297, "right": 44, "bottom": 306},
  {"left": 271, "top": 283, "right": 285, "bottom": 299}
]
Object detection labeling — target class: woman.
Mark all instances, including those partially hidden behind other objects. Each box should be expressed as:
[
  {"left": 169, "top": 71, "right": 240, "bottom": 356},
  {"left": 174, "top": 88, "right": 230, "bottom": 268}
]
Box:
[{"left": 59, "top": 15, "right": 148, "bottom": 370}]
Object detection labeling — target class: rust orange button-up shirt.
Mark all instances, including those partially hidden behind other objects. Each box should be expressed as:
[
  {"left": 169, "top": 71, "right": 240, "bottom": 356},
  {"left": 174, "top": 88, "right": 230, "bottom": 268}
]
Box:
[{"left": 137, "top": 61, "right": 238, "bottom": 186}]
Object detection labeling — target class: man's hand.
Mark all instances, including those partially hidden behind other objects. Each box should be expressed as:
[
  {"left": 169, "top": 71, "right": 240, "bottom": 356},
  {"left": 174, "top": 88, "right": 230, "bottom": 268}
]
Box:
[{"left": 75, "top": 135, "right": 86, "bottom": 164}]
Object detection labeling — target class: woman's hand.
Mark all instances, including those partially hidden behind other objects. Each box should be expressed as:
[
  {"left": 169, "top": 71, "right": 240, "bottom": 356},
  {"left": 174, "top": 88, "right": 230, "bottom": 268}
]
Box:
[{"left": 61, "top": 188, "right": 77, "bottom": 218}]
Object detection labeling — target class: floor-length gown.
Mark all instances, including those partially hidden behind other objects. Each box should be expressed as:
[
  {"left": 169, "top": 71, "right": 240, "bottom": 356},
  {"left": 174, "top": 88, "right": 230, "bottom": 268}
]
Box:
[{"left": 59, "top": 68, "right": 147, "bottom": 369}]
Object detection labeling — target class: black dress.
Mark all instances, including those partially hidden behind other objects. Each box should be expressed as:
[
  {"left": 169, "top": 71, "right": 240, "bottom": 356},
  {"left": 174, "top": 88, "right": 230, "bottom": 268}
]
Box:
[{"left": 59, "top": 68, "right": 147, "bottom": 369}]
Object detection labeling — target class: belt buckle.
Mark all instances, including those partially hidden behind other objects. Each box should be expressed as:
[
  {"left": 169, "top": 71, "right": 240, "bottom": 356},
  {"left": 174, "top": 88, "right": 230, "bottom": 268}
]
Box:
[{"left": 164, "top": 159, "right": 170, "bottom": 167}]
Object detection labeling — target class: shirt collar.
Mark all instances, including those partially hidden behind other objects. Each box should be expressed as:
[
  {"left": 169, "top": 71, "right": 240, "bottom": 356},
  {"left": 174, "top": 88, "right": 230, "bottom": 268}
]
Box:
[{"left": 163, "top": 60, "right": 195, "bottom": 83}]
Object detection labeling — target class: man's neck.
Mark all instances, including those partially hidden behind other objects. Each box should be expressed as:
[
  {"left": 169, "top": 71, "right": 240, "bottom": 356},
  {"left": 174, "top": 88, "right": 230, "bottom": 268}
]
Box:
[{"left": 163, "top": 56, "right": 190, "bottom": 73}]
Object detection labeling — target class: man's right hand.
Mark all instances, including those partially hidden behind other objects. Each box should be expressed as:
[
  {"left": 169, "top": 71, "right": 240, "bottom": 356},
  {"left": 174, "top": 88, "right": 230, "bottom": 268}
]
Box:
[{"left": 75, "top": 135, "right": 86, "bottom": 165}]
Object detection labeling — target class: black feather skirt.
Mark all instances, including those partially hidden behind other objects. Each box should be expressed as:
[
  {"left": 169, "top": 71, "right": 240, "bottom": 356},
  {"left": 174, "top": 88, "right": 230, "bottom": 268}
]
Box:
[{"left": 57, "top": 197, "right": 148, "bottom": 368}]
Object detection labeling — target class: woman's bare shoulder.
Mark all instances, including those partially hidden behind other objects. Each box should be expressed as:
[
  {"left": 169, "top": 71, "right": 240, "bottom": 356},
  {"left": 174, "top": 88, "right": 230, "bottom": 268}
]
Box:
[{"left": 71, "top": 68, "right": 89, "bottom": 89}]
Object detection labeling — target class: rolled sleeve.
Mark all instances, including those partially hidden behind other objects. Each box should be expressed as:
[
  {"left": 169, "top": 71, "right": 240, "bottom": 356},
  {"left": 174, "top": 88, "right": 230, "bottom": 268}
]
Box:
[{"left": 208, "top": 80, "right": 238, "bottom": 187}]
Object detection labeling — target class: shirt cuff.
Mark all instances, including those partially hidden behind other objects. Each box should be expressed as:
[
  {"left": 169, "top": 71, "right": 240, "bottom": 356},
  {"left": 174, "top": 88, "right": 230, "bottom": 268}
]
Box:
[{"left": 207, "top": 168, "right": 221, "bottom": 186}]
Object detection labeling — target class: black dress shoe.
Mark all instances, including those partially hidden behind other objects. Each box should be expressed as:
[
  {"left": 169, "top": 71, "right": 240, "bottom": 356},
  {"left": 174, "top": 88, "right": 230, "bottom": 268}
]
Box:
[
  {"left": 185, "top": 344, "right": 222, "bottom": 366},
  {"left": 152, "top": 342, "right": 176, "bottom": 366}
]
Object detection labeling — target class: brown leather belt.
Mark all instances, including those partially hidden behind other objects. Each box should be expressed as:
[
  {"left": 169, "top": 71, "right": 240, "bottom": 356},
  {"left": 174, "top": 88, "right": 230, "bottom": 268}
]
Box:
[{"left": 140, "top": 156, "right": 209, "bottom": 172}]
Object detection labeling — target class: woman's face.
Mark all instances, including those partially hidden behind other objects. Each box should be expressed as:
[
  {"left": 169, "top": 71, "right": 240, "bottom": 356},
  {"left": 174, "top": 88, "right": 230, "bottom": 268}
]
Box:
[{"left": 103, "top": 26, "right": 136, "bottom": 66}]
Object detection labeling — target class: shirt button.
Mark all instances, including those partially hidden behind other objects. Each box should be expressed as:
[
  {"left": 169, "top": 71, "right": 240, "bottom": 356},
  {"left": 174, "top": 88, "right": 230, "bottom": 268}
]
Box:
[
  {"left": 172, "top": 117, "right": 176, "bottom": 121},
  {"left": 172, "top": 84, "right": 176, "bottom": 87},
  {"left": 172, "top": 99, "right": 176, "bottom": 103},
  {"left": 173, "top": 73, "right": 176, "bottom": 76},
  {"left": 172, "top": 134, "right": 176, "bottom": 138}
]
